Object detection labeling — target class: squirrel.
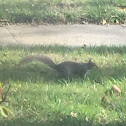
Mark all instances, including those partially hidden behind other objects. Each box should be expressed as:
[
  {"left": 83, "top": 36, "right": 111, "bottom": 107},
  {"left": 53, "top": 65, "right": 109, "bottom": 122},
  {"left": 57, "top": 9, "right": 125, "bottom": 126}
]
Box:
[{"left": 18, "top": 55, "right": 98, "bottom": 79}]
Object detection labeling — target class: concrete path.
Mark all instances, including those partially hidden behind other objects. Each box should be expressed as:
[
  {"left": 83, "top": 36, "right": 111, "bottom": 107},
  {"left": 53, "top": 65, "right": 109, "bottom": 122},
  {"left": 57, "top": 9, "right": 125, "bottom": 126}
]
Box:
[{"left": 0, "top": 24, "right": 126, "bottom": 46}]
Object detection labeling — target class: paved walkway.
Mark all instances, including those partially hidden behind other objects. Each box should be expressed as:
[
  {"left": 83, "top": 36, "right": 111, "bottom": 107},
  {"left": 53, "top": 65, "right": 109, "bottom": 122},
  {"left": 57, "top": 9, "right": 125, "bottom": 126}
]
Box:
[{"left": 0, "top": 24, "right": 126, "bottom": 46}]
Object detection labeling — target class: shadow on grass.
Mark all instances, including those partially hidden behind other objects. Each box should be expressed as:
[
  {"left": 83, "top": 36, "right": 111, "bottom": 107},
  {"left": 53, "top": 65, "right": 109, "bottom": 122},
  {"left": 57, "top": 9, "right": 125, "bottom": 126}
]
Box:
[
  {"left": 0, "top": 116, "right": 92, "bottom": 126},
  {"left": 1, "top": 116, "right": 126, "bottom": 126},
  {"left": 0, "top": 62, "right": 57, "bottom": 83},
  {"left": 87, "top": 63, "right": 126, "bottom": 83},
  {"left": 0, "top": 45, "right": 126, "bottom": 83}
]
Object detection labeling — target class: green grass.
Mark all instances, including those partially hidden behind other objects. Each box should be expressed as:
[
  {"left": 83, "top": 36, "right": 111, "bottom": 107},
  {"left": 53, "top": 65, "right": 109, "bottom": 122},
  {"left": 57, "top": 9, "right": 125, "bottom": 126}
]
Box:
[
  {"left": 0, "top": 45, "right": 126, "bottom": 126},
  {"left": 0, "top": 0, "right": 126, "bottom": 24}
]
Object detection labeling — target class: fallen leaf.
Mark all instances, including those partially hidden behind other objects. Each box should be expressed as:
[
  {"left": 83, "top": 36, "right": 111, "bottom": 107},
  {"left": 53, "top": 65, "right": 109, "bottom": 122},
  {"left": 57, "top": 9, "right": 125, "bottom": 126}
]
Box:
[
  {"left": 0, "top": 88, "right": 2, "bottom": 95},
  {"left": 113, "top": 85, "right": 121, "bottom": 93},
  {"left": 70, "top": 112, "right": 78, "bottom": 117}
]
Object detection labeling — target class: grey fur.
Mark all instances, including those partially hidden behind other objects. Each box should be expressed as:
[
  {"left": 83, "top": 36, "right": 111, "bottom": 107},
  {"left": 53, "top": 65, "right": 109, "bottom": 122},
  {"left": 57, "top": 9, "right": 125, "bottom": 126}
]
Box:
[{"left": 18, "top": 55, "right": 97, "bottom": 79}]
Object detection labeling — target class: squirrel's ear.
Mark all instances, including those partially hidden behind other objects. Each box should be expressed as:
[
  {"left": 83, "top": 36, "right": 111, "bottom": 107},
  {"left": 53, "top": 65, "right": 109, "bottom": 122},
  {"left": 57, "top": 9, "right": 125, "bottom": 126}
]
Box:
[{"left": 88, "top": 58, "right": 92, "bottom": 63}]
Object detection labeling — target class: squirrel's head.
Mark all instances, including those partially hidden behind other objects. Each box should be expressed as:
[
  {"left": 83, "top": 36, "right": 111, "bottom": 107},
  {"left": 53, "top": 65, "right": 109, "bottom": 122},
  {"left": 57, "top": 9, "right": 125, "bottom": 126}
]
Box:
[{"left": 88, "top": 59, "right": 98, "bottom": 69}]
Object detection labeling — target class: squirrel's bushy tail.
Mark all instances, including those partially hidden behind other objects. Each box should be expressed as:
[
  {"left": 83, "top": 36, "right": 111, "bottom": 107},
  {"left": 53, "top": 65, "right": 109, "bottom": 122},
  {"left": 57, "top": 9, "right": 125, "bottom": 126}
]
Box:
[{"left": 18, "top": 55, "right": 57, "bottom": 69}]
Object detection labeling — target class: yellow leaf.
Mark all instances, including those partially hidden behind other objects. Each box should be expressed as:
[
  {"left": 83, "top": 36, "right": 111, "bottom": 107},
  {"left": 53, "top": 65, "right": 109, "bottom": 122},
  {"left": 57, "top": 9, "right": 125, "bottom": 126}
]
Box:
[
  {"left": 0, "top": 83, "right": 2, "bottom": 88},
  {"left": 102, "top": 19, "right": 107, "bottom": 25},
  {"left": 2, "top": 106, "right": 15, "bottom": 117},
  {"left": 70, "top": 112, "right": 78, "bottom": 117},
  {"left": 0, "top": 106, "right": 7, "bottom": 117}
]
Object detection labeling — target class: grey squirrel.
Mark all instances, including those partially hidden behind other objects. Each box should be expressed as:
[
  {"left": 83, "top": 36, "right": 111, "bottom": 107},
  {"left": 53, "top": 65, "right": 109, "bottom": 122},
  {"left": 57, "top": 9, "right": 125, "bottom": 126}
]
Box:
[{"left": 18, "top": 55, "right": 98, "bottom": 79}]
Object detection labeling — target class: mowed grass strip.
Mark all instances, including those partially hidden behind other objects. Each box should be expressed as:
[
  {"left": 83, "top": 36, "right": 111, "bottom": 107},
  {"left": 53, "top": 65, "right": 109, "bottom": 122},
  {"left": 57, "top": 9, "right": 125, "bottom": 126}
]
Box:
[
  {"left": 0, "top": 0, "right": 126, "bottom": 24},
  {"left": 0, "top": 45, "right": 126, "bottom": 126}
]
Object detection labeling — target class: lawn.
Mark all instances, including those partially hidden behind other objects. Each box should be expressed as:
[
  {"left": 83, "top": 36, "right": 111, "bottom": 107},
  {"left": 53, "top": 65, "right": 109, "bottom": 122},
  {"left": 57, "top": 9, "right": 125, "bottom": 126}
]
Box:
[
  {"left": 0, "top": 45, "right": 126, "bottom": 126},
  {"left": 0, "top": 0, "right": 126, "bottom": 24}
]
